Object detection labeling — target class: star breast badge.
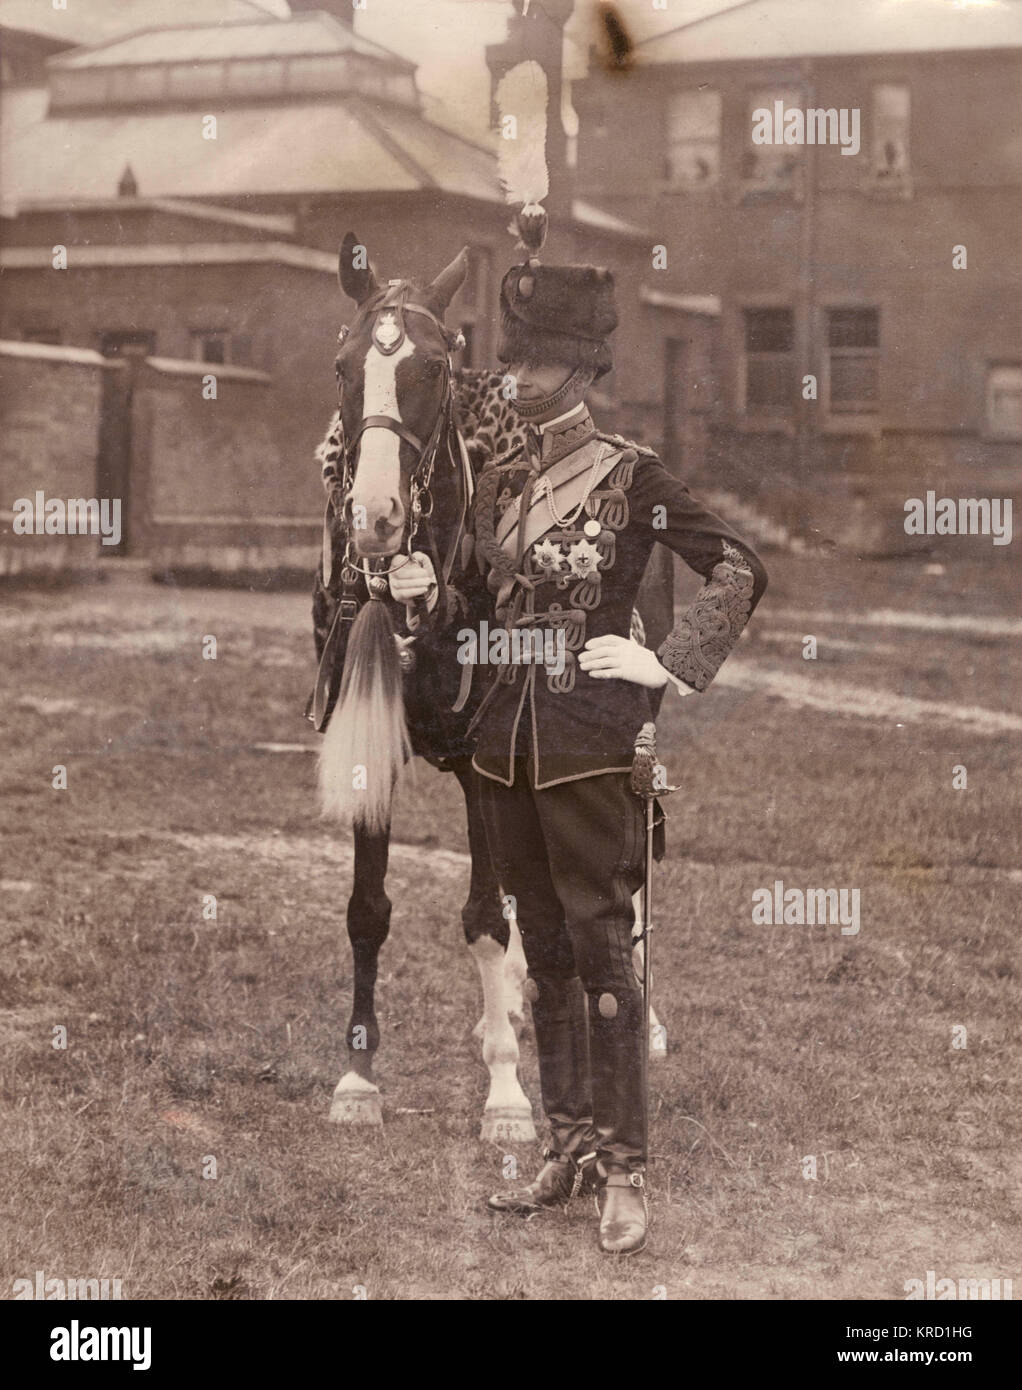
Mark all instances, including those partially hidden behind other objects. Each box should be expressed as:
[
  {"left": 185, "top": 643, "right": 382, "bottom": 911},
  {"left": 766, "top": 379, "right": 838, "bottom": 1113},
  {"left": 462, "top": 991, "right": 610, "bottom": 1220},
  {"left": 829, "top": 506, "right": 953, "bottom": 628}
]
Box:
[
  {"left": 531, "top": 538, "right": 565, "bottom": 577},
  {"left": 565, "top": 538, "right": 602, "bottom": 579}
]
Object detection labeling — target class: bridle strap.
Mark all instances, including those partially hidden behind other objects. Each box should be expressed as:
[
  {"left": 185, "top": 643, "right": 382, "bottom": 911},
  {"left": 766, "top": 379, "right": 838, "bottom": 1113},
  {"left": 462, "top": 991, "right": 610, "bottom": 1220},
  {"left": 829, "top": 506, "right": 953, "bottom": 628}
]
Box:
[{"left": 347, "top": 414, "right": 426, "bottom": 456}]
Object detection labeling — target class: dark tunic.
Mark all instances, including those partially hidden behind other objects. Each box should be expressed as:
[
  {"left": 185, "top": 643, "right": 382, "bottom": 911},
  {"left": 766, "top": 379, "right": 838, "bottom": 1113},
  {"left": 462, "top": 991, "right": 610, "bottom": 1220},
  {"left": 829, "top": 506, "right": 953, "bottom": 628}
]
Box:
[{"left": 467, "top": 421, "right": 768, "bottom": 787}]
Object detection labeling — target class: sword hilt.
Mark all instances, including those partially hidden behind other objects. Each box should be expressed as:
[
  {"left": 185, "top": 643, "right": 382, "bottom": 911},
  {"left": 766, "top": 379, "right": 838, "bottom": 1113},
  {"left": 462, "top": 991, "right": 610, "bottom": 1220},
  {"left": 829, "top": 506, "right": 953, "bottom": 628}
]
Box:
[{"left": 630, "top": 721, "right": 677, "bottom": 798}]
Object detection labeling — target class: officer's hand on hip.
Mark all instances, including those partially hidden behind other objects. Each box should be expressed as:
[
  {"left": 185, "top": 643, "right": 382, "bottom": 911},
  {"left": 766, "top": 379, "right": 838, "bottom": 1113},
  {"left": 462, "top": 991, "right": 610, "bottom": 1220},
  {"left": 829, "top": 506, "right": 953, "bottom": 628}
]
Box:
[
  {"left": 579, "top": 635, "right": 669, "bottom": 688},
  {"left": 388, "top": 552, "right": 438, "bottom": 612}
]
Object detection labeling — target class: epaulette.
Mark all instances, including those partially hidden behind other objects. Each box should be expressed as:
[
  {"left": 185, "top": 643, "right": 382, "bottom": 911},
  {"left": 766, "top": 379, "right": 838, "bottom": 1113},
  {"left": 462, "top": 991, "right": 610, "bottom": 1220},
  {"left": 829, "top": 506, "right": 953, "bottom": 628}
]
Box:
[{"left": 596, "top": 431, "right": 659, "bottom": 459}]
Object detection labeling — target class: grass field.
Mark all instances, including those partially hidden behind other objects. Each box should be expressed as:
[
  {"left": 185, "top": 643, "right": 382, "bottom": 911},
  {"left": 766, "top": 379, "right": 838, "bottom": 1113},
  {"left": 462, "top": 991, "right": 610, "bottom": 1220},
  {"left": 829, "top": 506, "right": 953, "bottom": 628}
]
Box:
[{"left": 0, "top": 548, "right": 1019, "bottom": 1301}]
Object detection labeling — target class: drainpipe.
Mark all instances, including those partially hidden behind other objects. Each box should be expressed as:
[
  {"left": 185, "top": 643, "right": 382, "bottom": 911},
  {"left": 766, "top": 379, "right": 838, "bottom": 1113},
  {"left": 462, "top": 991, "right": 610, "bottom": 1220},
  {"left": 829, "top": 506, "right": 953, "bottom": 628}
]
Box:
[{"left": 795, "top": 58, "right": 817, "bottom": 538}]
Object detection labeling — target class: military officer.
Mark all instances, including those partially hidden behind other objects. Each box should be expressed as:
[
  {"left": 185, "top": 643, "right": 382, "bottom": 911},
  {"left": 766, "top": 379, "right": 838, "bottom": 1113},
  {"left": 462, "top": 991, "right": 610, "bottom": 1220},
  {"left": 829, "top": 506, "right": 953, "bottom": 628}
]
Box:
[{"left": 461, "top": 251, "right": 769, "bottom": 1255}]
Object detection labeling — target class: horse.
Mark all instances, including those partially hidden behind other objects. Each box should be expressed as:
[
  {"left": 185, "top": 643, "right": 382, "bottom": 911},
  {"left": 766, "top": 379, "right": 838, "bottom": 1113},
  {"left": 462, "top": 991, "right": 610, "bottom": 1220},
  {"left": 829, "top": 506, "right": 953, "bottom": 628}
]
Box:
[{"left": 311, "top": 233, "right": 673, "bottom": 1143}]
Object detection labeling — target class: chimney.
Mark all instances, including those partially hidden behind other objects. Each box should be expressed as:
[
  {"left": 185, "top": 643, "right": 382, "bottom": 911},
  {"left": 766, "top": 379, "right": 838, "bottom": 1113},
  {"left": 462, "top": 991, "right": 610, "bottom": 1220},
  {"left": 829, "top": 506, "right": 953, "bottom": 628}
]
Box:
[
  {"left": 118, "top": 165, "right": 139, "bottom": 198},
  {"left": 486, "top": 0, "right": 574, "bottom": 223}
]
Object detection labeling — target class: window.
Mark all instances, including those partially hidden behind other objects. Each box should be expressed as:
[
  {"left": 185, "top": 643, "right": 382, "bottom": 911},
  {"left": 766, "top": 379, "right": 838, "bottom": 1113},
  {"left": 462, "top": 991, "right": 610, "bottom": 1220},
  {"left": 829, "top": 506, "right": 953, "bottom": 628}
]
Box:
[
  {"left": 225, "top": 59, "right": 286, "bottom": 97},
  {"left": 100, "top": 331, "right": 155, "bottom": 359},
  {"left": 827, "top": 308, "right": 879, "bottom": 414},
  {"left": 166, "top": 62, "right": 227, "bottom": 101},
  {"left": 665, "top": 89, "right": 721, "bottom": 187},
  {"left": 452, "top": 246, "right": 492, "bottom": 367},
  {"left": 743, "top": 86, "right": 802, "bottom": 191},
  {"left": 872, "top": 84, "right": 910, "bottom": 186},
  {"left": 192, "top": 330, "right": 229, "bottom": 365},
  {"left": 986, "top": 365, "right": 1022, "bottom": 439},
  {"left": 743, "top": 308, "right": 794, "bottom": 413}
]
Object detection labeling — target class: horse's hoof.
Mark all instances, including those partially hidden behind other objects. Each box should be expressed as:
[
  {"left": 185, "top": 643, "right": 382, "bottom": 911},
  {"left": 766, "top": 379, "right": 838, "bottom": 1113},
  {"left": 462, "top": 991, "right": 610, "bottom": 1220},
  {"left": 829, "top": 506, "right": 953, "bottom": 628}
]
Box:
[
  {"left": 329, "top": 1073, "right": 383, "bottom": 1125},
  {"left": 480, "top": 1106, "right": 537, "bottom": 1144}
]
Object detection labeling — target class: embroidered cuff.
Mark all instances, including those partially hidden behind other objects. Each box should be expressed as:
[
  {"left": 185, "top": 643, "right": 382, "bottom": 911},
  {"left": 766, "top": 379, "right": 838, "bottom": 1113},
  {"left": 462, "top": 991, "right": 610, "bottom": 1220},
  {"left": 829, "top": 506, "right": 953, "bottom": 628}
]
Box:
[{"left": 656, "top": 540, "right": 756, "bottom": 692}]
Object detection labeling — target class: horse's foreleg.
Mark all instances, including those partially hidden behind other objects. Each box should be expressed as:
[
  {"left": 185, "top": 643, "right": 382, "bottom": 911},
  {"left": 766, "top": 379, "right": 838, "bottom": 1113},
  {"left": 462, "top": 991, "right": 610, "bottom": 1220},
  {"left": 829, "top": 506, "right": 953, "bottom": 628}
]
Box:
[
  {"left": 502, "top": 910, "right": 528, "bottom": 1031},
  {"left": 329, "top": 823, "right": 391, "bottom": 1125},
  {"left": 455, "top": 763, "right": 536, "bottom": 1144}
]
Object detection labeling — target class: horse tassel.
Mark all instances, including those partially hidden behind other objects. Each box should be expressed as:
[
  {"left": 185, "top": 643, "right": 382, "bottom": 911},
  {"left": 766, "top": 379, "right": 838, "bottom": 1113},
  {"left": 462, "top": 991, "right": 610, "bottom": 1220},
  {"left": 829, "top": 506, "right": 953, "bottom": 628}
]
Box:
[{"left": 318, "top": 598, "right": 411, "bottom": 832}]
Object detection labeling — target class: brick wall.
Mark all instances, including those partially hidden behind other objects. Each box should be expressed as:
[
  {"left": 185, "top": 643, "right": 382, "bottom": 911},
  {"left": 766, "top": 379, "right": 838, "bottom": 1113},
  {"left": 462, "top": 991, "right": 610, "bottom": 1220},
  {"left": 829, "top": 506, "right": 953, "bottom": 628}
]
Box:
[
  {"left": 0, "top": 342, "right": 119, "bottom": 579},
  {"left": 135, "top": 357, "right": 321, "bottom": 579}
]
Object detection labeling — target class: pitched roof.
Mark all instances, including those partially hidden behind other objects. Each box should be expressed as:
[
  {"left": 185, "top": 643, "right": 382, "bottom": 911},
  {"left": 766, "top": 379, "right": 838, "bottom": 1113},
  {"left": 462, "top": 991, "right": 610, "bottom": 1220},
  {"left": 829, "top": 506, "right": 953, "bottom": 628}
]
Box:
[
  {"left": 638, "top": 0, "right": 1022, "bottom": 63},
  {"left": 49, "top": 11, "right": 406, "bottom": 69},
  {"left": 0, "top": 0, "right": 287, "bottom": 47},
  {"left": 0, "top": 86, "right": 500, "bottom": 206},
  {"left": 14, "top": 196, "right": 296, "bottom": 237}
]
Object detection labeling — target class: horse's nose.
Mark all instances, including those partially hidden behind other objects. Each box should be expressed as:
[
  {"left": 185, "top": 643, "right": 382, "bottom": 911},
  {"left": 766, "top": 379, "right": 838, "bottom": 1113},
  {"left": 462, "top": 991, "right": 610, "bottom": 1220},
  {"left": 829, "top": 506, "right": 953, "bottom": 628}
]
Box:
[{"left": 374, "top": 504, "right": 402, "bottom": 541}]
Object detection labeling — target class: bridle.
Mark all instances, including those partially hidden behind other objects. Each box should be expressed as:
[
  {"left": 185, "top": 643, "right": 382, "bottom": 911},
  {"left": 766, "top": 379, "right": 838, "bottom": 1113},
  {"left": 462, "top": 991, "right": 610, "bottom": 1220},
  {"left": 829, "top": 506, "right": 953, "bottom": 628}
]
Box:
[{"left": 331, "top": 280, "right": 471, "bottom": 592}]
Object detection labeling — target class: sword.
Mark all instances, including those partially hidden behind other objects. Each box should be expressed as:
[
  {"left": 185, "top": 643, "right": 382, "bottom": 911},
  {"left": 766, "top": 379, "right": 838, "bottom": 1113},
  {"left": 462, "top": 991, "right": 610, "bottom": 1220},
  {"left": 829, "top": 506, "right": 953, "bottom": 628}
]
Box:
[{"left": 630, "top": 721, "right": 675, "bottom": 1168}]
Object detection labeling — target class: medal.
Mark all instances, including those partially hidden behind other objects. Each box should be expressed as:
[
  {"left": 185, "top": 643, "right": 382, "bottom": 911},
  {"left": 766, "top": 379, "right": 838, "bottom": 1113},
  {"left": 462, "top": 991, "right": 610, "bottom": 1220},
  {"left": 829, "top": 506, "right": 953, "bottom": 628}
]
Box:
[{"left": 583, "top": 518, "right": 601, "bottom": 538}]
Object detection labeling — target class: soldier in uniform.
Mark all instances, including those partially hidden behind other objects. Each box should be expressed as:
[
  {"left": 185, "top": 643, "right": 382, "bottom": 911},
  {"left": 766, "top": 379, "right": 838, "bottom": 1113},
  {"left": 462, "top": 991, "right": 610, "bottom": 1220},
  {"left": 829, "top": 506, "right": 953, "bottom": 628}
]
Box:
[
  {"left": 467, "top": 250, "right": 768, "bottom": 1255},
  {"left": 392, "top": 244, "right": 768, "bottom": 1254}
]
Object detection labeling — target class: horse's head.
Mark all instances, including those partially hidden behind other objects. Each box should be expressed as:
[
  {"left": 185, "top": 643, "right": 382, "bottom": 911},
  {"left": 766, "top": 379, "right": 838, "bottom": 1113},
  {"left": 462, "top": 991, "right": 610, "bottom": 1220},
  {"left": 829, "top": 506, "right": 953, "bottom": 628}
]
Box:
[{"left": 335, "top": 232, "right": 469, "bottom": 558}]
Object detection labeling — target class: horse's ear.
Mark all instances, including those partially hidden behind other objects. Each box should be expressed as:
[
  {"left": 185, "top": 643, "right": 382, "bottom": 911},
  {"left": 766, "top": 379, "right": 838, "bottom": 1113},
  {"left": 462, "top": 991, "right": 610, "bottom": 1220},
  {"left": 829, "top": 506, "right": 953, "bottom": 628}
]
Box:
[
  {"left": 427, "top": 246, "right": 470, "bottom": 313},
  {"left": 339, "top": 232, "right": 379, "bottom": 305}
]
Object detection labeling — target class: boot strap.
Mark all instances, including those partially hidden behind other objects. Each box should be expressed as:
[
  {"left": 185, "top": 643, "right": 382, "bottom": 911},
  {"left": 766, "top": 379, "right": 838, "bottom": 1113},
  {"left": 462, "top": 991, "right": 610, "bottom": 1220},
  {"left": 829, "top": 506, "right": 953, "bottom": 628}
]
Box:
[{"left": 603, "top": 1171, "right": 645, "bottom": 1189}]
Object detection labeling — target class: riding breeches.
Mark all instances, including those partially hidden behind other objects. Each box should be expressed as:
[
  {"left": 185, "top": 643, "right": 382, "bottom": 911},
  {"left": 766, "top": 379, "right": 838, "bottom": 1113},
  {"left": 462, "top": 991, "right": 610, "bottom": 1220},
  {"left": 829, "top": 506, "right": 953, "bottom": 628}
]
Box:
[{"left": 478, "top": 763, "right": 647, "bottom": 1168}]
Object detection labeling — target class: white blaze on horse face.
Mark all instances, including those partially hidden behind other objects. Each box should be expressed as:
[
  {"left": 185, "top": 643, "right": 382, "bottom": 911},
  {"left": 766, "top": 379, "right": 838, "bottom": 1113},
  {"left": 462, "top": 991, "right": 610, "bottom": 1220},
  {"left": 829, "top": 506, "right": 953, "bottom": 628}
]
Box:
[{"left": 350, "top": 336, "right": 416, "bottom": 551}]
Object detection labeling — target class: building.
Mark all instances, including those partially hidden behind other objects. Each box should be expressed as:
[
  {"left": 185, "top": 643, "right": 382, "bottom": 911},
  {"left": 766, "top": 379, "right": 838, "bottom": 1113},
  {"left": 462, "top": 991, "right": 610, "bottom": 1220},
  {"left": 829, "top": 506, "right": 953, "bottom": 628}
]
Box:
[
  {"left": 0, "top": 4, "right": 687, "bottom": 576},
  {"left": 572, "top": 0, "right": 1022, "bottom": 546}
]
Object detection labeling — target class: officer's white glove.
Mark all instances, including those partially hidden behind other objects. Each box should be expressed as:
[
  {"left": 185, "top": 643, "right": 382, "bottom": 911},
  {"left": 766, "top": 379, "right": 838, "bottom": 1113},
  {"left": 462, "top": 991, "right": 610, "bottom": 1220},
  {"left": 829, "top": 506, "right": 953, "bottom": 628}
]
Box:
[
  {"left": 388, "top": 551, "right": 438, "bottom": 613},
  {"left": 579, "top": 634, "right": 671, "bottom": 689}
]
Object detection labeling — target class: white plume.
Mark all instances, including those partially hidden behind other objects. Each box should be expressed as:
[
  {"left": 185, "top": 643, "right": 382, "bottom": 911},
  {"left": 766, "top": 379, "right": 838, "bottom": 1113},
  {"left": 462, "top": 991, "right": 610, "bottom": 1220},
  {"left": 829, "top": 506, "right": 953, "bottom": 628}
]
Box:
[{"left": 496, "top": 60, "right": 550, "bottom": 208}]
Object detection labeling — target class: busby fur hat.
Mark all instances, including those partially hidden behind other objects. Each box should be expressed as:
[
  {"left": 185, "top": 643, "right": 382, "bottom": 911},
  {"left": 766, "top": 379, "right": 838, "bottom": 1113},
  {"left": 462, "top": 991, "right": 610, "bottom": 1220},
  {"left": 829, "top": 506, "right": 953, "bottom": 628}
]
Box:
[{"left": 498, "top": 261, "right": 618, "bottom": 379}]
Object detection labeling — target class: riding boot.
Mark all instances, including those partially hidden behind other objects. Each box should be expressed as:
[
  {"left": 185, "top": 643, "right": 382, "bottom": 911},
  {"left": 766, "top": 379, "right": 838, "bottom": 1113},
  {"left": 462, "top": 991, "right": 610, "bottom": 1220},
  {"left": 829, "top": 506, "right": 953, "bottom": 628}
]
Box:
[
  {"left": 587, "top": 986, "right": 648, "bottom": 1254},
  {"left": 488, "top": 974, "right": 597, "bottom": 1215},
  {"left": 596, "top": 1168, "right": 648, "bottom": 1255}
]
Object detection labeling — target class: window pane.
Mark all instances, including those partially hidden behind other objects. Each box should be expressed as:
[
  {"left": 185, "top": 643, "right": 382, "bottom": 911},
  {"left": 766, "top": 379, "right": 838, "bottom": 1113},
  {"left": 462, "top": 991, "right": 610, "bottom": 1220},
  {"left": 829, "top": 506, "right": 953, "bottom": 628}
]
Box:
[
  {"left": 745, "top": 308, "right": 793, "bottom": 353},
  {"left": 745, "top": 87, "right": 802, "bottom": 186},
  {"left": 667, "top": 141, "right": 719, "bottom": 186},
  {"left": 669, "top": 89, "right": 721, "bottom": 141},
  {"left": 828, "top": 308, "right": 879, "bottom": 349},
  {"left": 666, "top": 89, "right": 720, "bottom": 185},
  {"left": 167, "top": 63, "right": 226, "bottom": 99},
  {"left": 226, "top": 59, "right": 286, "bottom": 97},
  {"left": 747, "top": 356, "right": 792, "bottom": 409},
  {"left": 873, "top": 83, "right": 910, "bottom": 178},
  {"left": 830, "top": 355, "right": 879, "bottom": 408}
]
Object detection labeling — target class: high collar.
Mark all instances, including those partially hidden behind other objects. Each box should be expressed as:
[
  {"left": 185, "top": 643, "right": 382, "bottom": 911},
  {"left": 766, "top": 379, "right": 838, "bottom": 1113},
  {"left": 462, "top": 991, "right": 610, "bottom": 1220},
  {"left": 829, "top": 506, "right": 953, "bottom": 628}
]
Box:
[{"left": 527, "top": 402, "right": 596, "bottom": 466}]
